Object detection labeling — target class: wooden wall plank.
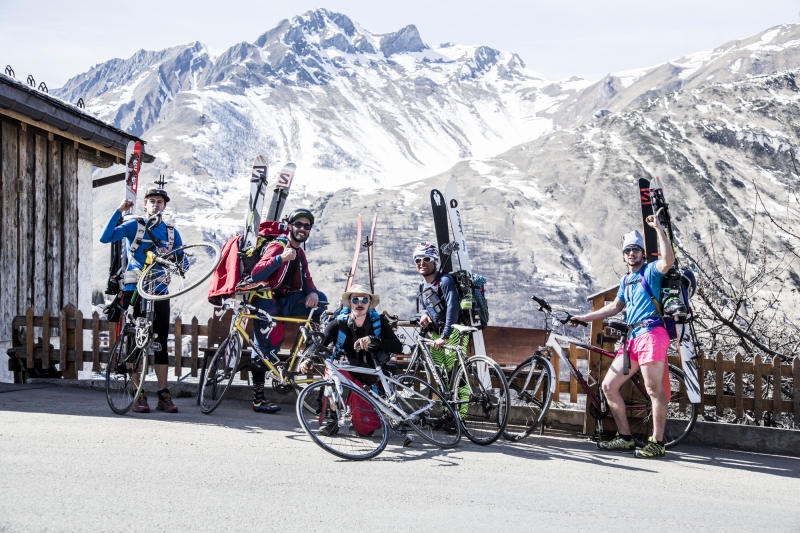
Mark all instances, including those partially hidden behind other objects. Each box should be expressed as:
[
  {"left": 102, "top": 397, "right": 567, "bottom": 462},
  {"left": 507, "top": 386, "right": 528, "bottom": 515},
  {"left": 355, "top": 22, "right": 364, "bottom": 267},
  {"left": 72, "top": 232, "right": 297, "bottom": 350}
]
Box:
[
  {"left": 772, "top": 357, "right": 782, "bottom": 424},
  {"left": 1, "top": 122, "right": 18, "bottom": 341},
  {"left": 46, "top": 140, "right": 62, "bottom": 316},
  {"left": 61, "top": 146, "right": 78, "bottom": 307},
  {"left": 794, "top": 358, "right": 800, "bottom": 426},
  {"left": 191, "top": 317, "right": 198, "bottom": 377},
  {"left": 92, "top": 312, "right": 100, "bottom": 372},
  {"left": 33, "top": 134, "right": 48, "bottom": 318},
  {"left": 18, "top": 128, "right": 34, "bottom": 312}
]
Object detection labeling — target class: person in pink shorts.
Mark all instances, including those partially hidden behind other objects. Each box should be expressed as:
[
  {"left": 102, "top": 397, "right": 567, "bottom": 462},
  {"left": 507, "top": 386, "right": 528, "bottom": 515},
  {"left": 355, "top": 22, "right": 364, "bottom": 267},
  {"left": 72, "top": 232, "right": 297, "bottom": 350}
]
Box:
[{"left": 572, "top": 214, "right": 674, "bottom": 459}]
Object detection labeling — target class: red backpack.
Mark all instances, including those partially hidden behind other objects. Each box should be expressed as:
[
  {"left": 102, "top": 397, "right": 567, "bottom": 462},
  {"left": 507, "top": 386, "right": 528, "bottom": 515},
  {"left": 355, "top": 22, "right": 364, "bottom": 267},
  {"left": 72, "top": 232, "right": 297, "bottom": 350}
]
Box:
[
  {"left": 333, "top": 370, "right": 382, "bottom": 437},
  {"left": 207, "top": 221, "right": 288, "bottom": 306}
]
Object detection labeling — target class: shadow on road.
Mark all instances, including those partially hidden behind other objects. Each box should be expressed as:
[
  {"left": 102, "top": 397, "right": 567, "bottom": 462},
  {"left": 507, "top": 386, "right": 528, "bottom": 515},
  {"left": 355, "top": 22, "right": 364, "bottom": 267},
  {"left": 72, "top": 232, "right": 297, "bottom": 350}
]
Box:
[{"left": 2, "top": 382, "right": 799, "bottom": 477}]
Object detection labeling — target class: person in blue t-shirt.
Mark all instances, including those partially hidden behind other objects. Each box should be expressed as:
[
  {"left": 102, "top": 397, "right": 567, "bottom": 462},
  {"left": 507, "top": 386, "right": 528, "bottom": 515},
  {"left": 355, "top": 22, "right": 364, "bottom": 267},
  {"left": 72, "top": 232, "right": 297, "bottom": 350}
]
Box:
[
  {"left": 572, "top": 214, "right": 674, "bottom": 459},
  {"left": 100, "top": 188, "right": 183, "bottom": 414}
]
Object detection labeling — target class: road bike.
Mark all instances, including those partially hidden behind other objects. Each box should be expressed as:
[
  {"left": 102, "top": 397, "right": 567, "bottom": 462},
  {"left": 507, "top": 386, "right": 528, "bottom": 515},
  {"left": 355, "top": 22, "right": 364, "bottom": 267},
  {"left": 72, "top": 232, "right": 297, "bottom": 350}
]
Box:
[
  {"left": 198, "top": 295, "right": 328, "bottom": 414},
  {"left": 296, "top": 344, "right": 462, "bottom": 460},
  {"left": 400, "top": 322, "right": 510, "bottom": 445},
  {"left": 502, "top": 295, "right": 697, "bottom": 448},
  {"left": 104, "top": 241, "right": 220, "bottom": 414}
]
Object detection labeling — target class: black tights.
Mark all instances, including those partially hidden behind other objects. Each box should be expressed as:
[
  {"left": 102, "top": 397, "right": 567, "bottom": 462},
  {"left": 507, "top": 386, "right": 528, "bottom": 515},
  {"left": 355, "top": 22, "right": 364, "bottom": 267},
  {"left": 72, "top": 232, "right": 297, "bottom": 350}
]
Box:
[{"left": 122, "top": 290, "right": 170, "bottom": 365}]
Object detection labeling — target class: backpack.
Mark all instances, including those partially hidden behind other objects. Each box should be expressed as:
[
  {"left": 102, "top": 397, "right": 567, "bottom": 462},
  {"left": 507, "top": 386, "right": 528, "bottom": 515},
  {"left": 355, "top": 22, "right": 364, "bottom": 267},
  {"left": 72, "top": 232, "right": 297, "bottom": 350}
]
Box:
[
  {"left": 105, "top": 216, "right": 175, "bottom": 296},
  {"left": 333, "top": 308, "right": 382, "bottom": 358},
  {"left": 623, "top": 272, "right": 677, "bottom": 340},
  {"left": 207, "top": 221, "right": 288, "bottom": 306},
  {"left": 419, "top": 271, "right": 489, "bottom": 330},
  {"left": 338, "top": 370, "right": 383, "bottom": 436}
]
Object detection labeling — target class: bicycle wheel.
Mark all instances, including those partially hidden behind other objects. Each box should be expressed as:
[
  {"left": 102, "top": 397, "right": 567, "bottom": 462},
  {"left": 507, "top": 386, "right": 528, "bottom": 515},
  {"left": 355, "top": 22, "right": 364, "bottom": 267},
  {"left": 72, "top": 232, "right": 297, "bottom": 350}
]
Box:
[
  {"left": 395, "top": 375, "right": 462, "bottom": 448},
  {"left": 138, "top": 242, "right": 221, "bottom": 301},
  {"left": 502, "top": 354, "right": 554, "bottom": 442},
  {"left": 105, "top": 327, "right": 148, "bottom": 415},
  {"left": 452, "top": 355, "right": 511, "bottom": 445},
  {"left": 296, "top": 380, "right": 388, "bottom": 460},
  {"left": 625, "top": 363, "right": 698, "bottom": 449},
  {"left": 199, "top": 333, "right": 242, "bottom": 414}
]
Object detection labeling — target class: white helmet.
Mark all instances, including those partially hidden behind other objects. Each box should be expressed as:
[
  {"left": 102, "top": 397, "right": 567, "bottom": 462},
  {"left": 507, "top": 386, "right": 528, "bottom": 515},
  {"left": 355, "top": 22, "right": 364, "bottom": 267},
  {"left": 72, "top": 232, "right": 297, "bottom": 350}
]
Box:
[
  {"left": 413, "top": 242, "right": 440, "bottom": 270},
  {"left": 622, "top": 231, "right": 645, "bottom": 252}
]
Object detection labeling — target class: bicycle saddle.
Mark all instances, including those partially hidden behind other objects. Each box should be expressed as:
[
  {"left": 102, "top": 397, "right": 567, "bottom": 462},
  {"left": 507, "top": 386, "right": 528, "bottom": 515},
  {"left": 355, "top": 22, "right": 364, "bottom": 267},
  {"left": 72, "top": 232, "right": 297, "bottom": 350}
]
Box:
[{"left": 452, "top": 324, "right": 478, "bottom": 334}]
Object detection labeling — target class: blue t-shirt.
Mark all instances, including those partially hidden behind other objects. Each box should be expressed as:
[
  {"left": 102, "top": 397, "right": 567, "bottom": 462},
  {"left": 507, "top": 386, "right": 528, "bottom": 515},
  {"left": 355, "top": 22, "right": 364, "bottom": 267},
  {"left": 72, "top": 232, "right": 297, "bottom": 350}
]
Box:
[
  {"left": 100, "top": 210, "right": 184, "bottom": 291},
  {"left": 616, "top": 262, "right": 666, "bottom": 338}
]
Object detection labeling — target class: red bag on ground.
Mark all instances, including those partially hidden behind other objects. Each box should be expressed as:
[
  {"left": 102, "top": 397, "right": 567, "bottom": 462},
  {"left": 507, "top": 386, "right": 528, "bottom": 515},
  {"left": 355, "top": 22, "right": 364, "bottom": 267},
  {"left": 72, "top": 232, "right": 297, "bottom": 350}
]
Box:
[{"left": 338, "top": 370, "right": 382, "bottom": 437}]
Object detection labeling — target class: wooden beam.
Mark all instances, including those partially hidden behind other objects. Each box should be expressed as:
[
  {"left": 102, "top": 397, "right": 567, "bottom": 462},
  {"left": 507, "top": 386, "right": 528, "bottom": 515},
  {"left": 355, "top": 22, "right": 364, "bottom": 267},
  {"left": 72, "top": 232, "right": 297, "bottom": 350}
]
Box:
[
  {"left": 92, "top": 172, "right": 125, "bottom": 188},
  {"left": 61, "top": 145, "right": 78, "bottom": 307},
  {"left": 0, "top": 107, "right": 126, "bottom": 160},
  {"left": 1, "top": 122, "right": 19, "bottom": 340},
  {"left": 18, "top": 128, "right": 34, "bottom": 313},
  {"left": 33, "top": 134, "right": 48, "bottom": 320},
  {"left": 46, "top": 138, "right": 61, "bottom": 316}
]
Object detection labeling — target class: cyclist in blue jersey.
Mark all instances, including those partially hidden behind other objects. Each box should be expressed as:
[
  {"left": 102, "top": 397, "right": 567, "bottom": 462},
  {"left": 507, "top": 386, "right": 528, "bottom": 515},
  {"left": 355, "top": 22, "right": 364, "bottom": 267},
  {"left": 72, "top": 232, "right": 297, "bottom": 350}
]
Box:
[
  {"left": 100, "top": 188, "right": 184, "bottom": 414},
  {"left": 572, "top": 215, "right": 674, "bottom": 459}
]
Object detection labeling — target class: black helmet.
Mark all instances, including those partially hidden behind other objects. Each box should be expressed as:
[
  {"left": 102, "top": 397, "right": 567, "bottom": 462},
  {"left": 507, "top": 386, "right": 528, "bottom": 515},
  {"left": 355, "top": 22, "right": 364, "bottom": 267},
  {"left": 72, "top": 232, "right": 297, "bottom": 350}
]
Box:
[
  {"left": 681, "top": 268, "right": 697, "bottom": 298},
  {"left": 144, "top": 187, "right": 170, "bottom": 203},
  {"left": 288, "top": 208, "right": 314, "bottom": 225}
]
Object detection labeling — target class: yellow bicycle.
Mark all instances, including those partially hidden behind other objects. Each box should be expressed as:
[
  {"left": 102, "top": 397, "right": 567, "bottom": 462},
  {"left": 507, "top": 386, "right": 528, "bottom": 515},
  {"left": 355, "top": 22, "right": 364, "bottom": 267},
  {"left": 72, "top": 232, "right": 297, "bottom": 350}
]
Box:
[{"left": 199, "top": 294, "right": 328, "bottom": 414}]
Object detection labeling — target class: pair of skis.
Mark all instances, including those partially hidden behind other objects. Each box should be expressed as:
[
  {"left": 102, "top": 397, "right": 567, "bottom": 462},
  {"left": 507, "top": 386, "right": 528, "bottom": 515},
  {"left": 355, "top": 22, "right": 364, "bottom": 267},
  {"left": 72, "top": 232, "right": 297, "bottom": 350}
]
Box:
[
  {"left": 639, "top": 177, "right": 701, "bottom": 404},
  {"left": 430, "top": 178, "right": 487, "bottom": 356},
  {"left": 241, "top": 157, "right": 296, "bottom": 252},
  {"left": 344, "top": 213, "right": 378, "bottom": 294}
]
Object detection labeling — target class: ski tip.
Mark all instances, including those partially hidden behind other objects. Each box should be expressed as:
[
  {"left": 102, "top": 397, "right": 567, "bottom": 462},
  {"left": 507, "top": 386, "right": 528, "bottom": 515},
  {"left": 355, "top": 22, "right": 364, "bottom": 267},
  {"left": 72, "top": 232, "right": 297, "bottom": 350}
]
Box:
[
  {"left": 253, "top": 155, "right": 268, "bottom": 166},
  {"left": 651, "top": 175, "right": 663, "bottom": 189}
]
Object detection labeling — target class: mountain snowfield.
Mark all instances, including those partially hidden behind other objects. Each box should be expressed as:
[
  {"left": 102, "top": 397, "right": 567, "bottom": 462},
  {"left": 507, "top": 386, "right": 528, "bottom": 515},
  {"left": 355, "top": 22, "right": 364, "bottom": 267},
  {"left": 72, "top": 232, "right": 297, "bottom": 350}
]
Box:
[{"left": 61, "top": 11, "right": 800, "bottom": 324}]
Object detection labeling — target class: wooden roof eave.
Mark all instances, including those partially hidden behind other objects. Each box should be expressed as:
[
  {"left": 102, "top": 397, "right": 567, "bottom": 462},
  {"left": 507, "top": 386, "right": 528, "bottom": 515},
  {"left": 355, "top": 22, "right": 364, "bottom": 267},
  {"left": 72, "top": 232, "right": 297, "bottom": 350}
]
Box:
[{"left": 0, "top": 73, "right": 155, "bottom": 164}]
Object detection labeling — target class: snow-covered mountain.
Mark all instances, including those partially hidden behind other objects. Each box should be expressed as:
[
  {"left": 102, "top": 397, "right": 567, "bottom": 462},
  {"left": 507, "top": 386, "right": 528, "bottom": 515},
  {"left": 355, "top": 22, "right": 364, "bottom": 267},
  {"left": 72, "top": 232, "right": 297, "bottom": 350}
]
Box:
[{"left": 65, "top": 14, "right": 800, "bottom": 324}]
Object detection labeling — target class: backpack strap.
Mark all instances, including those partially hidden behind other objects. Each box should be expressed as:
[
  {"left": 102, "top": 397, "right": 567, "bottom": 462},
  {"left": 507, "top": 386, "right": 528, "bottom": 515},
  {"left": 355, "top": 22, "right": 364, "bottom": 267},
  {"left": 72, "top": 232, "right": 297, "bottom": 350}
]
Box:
[
  {"left": 333, "top": 309, "right": 382, "bottom": 357},
  {"left": 128, "top": 218, "right": 147, "bottom": 255},
  {"left": 166, "top": 225, "right": 174, "bottom": 252}
]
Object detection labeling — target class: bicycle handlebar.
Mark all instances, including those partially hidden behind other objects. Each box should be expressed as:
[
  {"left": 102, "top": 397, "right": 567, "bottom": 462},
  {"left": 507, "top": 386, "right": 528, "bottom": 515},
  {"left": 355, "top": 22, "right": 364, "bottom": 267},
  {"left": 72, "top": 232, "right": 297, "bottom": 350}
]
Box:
[{"left": 530, "top": 295, "right": 552, "bottom": 312}]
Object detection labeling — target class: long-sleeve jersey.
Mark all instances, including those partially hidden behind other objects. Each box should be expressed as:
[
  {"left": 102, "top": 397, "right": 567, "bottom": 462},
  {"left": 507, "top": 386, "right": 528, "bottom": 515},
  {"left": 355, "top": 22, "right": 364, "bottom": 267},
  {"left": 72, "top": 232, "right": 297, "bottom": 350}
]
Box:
[{"left": 100, "top": 210, "right": 184, "bottom": 292}]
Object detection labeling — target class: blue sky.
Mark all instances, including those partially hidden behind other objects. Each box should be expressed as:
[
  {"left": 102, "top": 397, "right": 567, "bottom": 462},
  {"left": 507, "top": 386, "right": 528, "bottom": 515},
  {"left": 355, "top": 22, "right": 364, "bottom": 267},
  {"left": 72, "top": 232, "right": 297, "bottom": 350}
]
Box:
[{"left": 1, "top": 0, "right": 798, "bottom": 87}]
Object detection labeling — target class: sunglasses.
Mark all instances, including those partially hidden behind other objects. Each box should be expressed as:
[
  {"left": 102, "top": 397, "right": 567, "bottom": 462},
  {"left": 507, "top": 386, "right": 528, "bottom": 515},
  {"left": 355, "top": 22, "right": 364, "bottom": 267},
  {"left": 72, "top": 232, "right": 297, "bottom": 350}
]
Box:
[
  {"left": 350, "top": 297, "right": 370, "bottom": 305},
  {"left": 292, "top": 221, "right": 312, "bottom": 230},
  {"left": 414, "top": 257, "right": 434, "bottom": 265},
  {"left": 623, "top": 247, "right": 643, "bottom": 255}
]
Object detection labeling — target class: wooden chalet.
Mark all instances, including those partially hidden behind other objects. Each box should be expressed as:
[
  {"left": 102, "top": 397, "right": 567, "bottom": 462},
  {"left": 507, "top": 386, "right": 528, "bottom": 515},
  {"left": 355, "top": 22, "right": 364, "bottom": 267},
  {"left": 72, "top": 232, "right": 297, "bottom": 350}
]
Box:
[{"left": 0, "top": 71, "right": 153, "bottom": 357}]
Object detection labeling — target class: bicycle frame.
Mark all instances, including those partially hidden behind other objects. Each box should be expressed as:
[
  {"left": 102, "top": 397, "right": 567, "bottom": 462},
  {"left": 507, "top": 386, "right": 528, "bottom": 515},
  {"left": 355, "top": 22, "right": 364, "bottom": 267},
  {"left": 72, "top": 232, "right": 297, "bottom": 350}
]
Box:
[
  {"left": 218, "top": 295, "right": 324, "bottom": 387},
  {"left": 322, "top": 359, "right": 438, "bottom": 427}
]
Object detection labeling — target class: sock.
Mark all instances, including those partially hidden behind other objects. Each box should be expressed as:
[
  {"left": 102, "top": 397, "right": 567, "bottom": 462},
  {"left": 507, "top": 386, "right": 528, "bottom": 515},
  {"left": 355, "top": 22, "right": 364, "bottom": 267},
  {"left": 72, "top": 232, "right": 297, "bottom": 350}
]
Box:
[
  {"left": 157, "top": 388, "right": 169, "bottom": 399},
  {"left": 619, "top": 434, "right": 633, "bottom": 442},
  {"left": 657, "top": 439, "right": 665, "bottom": 447},
  {"left": 253, "top": 383, "right": 265, "bottom": 404}
]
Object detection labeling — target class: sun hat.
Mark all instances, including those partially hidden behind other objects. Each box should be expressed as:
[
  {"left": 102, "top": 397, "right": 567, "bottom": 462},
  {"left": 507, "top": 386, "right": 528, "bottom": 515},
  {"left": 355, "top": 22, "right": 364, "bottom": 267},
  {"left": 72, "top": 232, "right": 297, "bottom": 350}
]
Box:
[{"left": 341, "top": 283, "right": 380, "bottom": 309}]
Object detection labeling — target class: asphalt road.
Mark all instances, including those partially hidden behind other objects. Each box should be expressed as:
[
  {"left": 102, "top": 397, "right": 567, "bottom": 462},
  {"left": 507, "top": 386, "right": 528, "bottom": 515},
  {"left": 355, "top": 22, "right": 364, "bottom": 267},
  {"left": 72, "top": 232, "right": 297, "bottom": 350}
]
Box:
[{"left": 0, "top": 383, "right": 798, "bottom": 533}]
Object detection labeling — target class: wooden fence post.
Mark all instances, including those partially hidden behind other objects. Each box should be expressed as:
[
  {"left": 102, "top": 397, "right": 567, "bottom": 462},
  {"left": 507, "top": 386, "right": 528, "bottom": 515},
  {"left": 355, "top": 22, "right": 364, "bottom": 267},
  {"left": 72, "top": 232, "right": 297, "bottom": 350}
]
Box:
[
  {"left": 715, "top": 351, "right": 723, "bottom": 417},
  {"left": 191, "top": 317, "right": 199, "bottom": 377},
  {"left": 734, "top": 353, "right": 743, "bottom": 420},
  {"left": 42, "top": 309, "right": 50, "bottom": 370},
  {"left": 25, "top": 308, "right": 34, "bottom": 369},
  {"left": 753, "top": 355, "right": 762, "bottom": 423},
  {"left": 697, "top": 352, "right": 705, "bottom": 412},
  {"left": 772, "top": 357, "right": 782, "bottom": 424},
  {"left": 174, "top": 317, "right": 182, "bottom": 378},
  {"left": 59, "top": 307, "right": 68, "bottom": 375},
  {"left": 75, "top": 309, "right": 84, "bottom": 372},
  {"left": 92, "top": 312, "right": 100, "bottom": 372},
  {"left": 793, "top": 358, "right": 800, "bottom": 428}
]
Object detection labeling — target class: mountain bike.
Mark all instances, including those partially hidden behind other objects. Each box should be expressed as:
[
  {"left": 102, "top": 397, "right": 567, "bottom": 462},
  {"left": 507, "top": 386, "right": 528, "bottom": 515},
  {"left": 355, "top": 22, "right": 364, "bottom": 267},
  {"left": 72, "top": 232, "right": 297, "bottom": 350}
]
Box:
[
  {"left": 400, "top": 321, "right": 510, "bottom": 445},
  {"left": 502, "top": 295, "right": 697, "bottom": 448},
  {"left": 104, "top": 242, "right": 220, "bottom": 415},
  {"left": 296, "top": 345, "right": 462, "bottom": 461},
  {"left": 198, "top": 296, "right": 328, "bottom": 414}
]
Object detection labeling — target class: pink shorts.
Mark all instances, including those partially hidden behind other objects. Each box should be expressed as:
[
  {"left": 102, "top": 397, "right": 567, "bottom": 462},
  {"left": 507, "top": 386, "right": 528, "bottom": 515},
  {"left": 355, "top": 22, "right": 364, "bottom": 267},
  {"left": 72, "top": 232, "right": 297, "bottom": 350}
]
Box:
[{"left": 614, "top": 327, "right": 671, "bottom": 398}]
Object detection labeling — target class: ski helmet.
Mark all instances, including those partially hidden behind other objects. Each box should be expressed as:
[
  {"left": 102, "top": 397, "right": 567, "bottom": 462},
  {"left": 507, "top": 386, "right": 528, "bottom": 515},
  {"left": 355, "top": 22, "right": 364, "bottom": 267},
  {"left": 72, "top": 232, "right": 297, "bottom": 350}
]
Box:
[
  {"left": 287, "top": 208, "right": 314, "bottom": 226},
  {"left": 144, "top": 187, "right": 170, "bottom": 203},
  {"left": 621, "top": 231, "right": 645, "bottom": 253},
  {"left": 681, "top": 268, "right": 697, "bottom": 298},
  {"left": 413, "top": 242, "right": 440, "bottom": 269}
]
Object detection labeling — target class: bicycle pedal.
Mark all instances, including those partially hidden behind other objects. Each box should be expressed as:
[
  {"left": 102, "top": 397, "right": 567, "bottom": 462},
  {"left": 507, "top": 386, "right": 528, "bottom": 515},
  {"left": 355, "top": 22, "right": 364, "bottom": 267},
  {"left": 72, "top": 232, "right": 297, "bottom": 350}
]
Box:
[{"left": 403, "top": 435, "right": 414, "bottom": 447}]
